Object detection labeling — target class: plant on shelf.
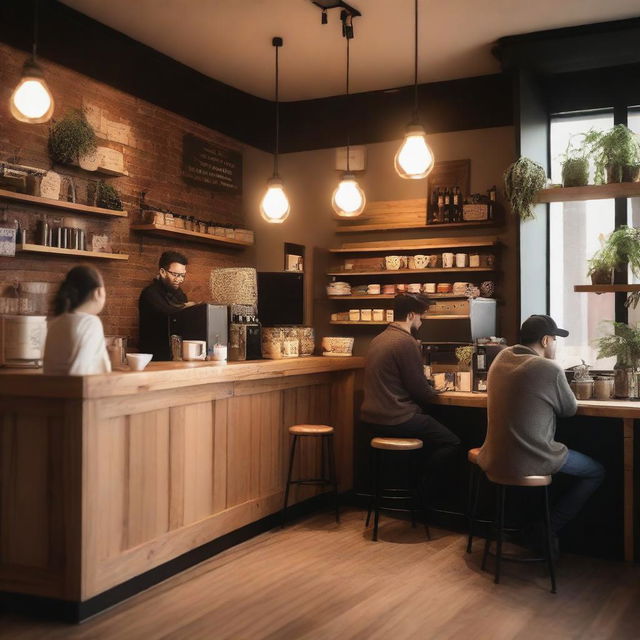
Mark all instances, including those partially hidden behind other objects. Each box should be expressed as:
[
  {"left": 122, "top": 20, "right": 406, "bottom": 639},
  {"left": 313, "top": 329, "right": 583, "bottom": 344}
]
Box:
[
  {"left": 587, "top": 227, "right": 640, "bottom": 286},
  {"left": 583, "top": 125, "right": 640, "bottom": 184},
  {"left": 560, "top": 136, "right": 589, "bottom": 187},
  {"left": 595, "top": 321, "right": 640, "bottom": 398},
  {"left": 503, "top": 157, "right": 547, "bottom": 221},
  {"left": 96, "top": 180, "right": 123, "bottom": 210},
  {"left": 48, "top": 109, "right": 97, "bottom": 165}
]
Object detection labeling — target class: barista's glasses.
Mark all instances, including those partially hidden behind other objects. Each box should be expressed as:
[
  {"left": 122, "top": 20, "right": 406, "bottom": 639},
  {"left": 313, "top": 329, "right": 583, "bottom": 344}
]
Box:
[{"left": 164, "top": 269, "right": 186, "bottom": 280}]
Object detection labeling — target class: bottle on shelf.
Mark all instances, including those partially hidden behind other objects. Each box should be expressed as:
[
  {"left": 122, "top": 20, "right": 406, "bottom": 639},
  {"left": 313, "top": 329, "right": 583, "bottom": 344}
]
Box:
[
  {"left": 443, "top": 188, "right": 451, "bottom": 224},
  {"left": 451, "top": 186, "right": 460, "bottom": 222},
  {"left": 488, "top": 185, "right": 497, "bottom": 220},
  {"left": 436, "top": 189, "right": 444, "bottom": 224},
  {"left": 428, "top": 188, "right": 438, "bottom": 224}
]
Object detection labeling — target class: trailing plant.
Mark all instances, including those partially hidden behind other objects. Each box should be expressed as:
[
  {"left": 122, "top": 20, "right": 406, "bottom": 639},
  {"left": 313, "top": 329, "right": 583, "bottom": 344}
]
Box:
[
  {"left": 96, "top": 180, "right": 122, "bottom": 210},
  {"left": 595, "top": 321, "right": 640, "bottom": 368},
  {"left": 48, "top": 109, "right": 97, "bottom": 165},
  {"left": 583, "top": 125, "right": 640, "bottom": 184},
  {"left": 560, "top": 135, "right": 590, "bottom": 187},
  {"left": 503, "top": 157, "right": 547, "bottom": 221}
]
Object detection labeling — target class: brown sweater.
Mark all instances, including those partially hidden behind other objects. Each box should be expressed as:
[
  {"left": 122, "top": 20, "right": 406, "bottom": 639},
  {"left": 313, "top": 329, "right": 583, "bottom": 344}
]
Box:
[
  {"left": 361, "top": 324, "right": 437, "bottom": 425},
  {"left": 477, "top": 345, "right": 577, "bottom": 477}
]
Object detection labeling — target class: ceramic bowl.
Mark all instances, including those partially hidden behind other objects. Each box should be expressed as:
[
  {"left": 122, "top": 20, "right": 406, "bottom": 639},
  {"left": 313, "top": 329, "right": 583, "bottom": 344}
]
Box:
[
  {"left": 126, "top": 353, "right": 153, "bottom": 371},
  {"left": 321, "top": 336, "right": 355, "bottom": 354}
]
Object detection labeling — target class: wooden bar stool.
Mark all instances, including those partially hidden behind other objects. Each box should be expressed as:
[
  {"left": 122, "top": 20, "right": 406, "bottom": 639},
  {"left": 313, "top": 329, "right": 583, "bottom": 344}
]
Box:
[
  {"left": 366, "top": 437, "right": 431, "bottom": 542},
  {"left": 282, "top": 424, "right": 339, "bottom": 526},
  {"left": 466, "top": 447, "right": 482, "bottom": 553},
  {"left": 481, "top": 472, "right": 557, "bottom": 593}
]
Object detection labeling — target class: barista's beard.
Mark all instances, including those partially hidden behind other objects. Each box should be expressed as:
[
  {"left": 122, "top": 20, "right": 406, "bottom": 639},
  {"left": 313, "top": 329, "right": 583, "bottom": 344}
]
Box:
[{"left": 410, "top": 326, "right": 420, "bottom": 339}]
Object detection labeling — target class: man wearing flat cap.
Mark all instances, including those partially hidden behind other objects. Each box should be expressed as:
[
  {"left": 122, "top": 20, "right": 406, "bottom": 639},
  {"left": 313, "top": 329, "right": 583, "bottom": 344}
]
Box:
[{"left": 477, "top": 314, "right": 604, "bottom": 556}]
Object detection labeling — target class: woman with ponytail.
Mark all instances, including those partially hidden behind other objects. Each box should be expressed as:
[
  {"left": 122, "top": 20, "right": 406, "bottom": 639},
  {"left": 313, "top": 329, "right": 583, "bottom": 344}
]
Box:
[{"left": 43, "top": 265, "right": 111, "bottom": 375}]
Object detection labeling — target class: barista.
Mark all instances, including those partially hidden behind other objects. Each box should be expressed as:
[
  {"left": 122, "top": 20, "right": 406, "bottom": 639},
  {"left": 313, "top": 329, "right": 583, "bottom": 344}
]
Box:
[{"left": 138, "top": 251, "right": 195, "bottom": 360}]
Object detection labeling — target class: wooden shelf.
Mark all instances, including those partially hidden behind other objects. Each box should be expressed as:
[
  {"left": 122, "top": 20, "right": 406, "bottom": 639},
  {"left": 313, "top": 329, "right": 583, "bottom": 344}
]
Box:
[
  {"left": 16, "top": 243, "right": 129, "bottom": 260},
  {"left": 330, "top": 239, "right": 497, "bottom": 253},
  {"left": 0, "top": 188, "right": 128, "bottom": 218},
  {"left": 331, "top": 315, "right": 469, "bottom": 325},
  {"left": 328, "top": 294, "right": 469, "bottom": 300},
  {"left": 130, "top": 223, "right": 253, "bottom": 248},
  {"left": 536, "top": 183, "right": 640, "bottom": 203},
  {"left": 327, "top": 267, "right": 494, "bottom": 276},
  {"left": 574, "top": 284, "right": 640, "bottom": 293},
  {"left": 335, "top": 220, "right": 498, "bottom": 233}
]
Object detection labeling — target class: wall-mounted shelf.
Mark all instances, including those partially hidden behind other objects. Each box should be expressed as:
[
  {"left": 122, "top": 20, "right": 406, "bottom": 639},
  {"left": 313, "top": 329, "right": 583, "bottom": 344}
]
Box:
[
  {"left": 130, "top": 223, "right": 253, "bottom": 248},
  {"left": 574, "top": 284, "right": 640, "bottom": 293},
  {"left": 330, "top": 239, "right": 498, "bottom": 253},
  {"left": 0, "top": 188, "right": 128, "bottom": 218},
  {"left": 16, "top": 243, "right": 129, "bottom": 261},
  {"left": 328, "top": 294, "right": 469, "bottom": 300},
  {"left": 327, "top": 267, "right": 495, "bottom": 276},
  {"left": 536, "top": 183, "right": 640, "bottom": 203},
  {"left": 335, "top": 220, "right": 498, "bottom": 233},
  {"left": 330, "top": 315, "right": 469, "bottom": 325}
]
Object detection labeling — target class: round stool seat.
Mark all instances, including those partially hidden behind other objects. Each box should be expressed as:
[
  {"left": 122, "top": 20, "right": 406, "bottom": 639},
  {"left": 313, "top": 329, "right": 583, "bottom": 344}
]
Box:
[
  {"left": 468, "top": 447, "right": 481, "bottom": 465},
  {"left": 289, "top": 424, "right": 334, "bottom": 436},
  {"left": 486, "top": 472, "right": 551, "bottom": 488},
  {"left": 370, "top": 437, "right": 423, "bottom": 451}
]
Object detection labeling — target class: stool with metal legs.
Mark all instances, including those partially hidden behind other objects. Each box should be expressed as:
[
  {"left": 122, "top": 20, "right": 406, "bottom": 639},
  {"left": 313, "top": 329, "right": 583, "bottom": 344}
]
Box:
[
  {"left": 365, "top": 437, "right": 431, "bottom": 542},
  {"left": 282, "top": 424, "right": 339, "bottom": 526},
  {"left": 481, "top": 472, "right": 557, "bottom": 593}
]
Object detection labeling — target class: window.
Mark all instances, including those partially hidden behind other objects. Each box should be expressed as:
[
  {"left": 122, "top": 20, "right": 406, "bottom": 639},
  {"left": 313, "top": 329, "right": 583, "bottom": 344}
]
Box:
[
  {"left": 626, "top": 107, "right": 640, "bottom": 326},
  {"left": 549, "top": 111, "right": 615, "bottom": 370}
]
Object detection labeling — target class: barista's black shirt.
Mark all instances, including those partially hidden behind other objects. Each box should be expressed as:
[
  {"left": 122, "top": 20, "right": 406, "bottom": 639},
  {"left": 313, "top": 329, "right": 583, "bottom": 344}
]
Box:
[{"left": 138, "top": 278, "right": 187, "bottom": 360}]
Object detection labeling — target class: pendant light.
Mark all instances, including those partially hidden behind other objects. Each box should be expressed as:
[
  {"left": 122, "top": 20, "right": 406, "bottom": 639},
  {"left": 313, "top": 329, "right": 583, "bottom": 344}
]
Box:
[
  {"left": 332, "top": 24, "right": 366, "bottom": 218},
  {"left": 394, "top": 0, "right": 434, "bottom": 179},
  {"left": 10, "top": 0, "right": 54, "bottom": 124},
  {"left": 260, "top": 37, "right": 290, "bottom": 224}
]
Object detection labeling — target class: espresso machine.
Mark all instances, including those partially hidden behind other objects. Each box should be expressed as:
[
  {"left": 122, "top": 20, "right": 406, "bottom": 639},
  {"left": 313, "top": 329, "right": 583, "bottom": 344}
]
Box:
[{"left": 169, "top": 304, "right": 228, "bottom": 358}]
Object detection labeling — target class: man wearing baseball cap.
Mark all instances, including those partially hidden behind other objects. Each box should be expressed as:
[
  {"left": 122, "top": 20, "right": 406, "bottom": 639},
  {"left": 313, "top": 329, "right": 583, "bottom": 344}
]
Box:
[{"left": 477, "top": 314, "right": 604, "bottom": 556}]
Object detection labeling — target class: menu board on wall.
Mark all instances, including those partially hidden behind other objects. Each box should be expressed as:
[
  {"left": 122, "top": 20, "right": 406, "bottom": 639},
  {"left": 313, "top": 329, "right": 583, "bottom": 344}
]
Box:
[{"left": 182, "top": 134, "right": 242, "bottom": 194}]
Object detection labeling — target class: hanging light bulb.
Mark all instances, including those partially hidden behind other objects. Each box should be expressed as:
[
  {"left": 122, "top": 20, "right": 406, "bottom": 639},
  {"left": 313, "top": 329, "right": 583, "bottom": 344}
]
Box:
[
  {"left": 10, "top": 1, "right": 54, "bottom": 124},
  {"left": 394, "top": 0, "right": 435, "bottom": 179},
  {"left": 332, "top": 17, "right": 366, "bottom": 218},
  {"left": 260, "top": 37, "right": 290, "bottom": 224},
  {"left": 260, "top": 176, "right": 290, "bottom": 223},
  {"left": 332, "top": 173, "right": 365, "bottom": 217}
]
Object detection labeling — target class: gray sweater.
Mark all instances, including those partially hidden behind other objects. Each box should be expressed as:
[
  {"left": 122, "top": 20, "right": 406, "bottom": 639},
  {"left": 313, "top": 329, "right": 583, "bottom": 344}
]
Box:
[
  {"left": 361, "top": 324, "right": 437, "bottom": 425},
  {"left": 477, "top": 345, "right": 577, "bottom": 477}
]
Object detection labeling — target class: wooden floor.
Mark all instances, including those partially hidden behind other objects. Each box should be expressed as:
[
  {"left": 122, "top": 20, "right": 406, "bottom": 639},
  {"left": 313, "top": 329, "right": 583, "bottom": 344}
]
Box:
[{"left": 2, "top": 508, "right": 640, "bottom": 639}]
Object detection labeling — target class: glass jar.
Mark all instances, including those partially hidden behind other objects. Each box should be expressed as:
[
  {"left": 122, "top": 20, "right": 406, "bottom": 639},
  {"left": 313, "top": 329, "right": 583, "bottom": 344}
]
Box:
[
  {"left": 574, "top": 378, "right": 594, "bottom": 400},
  {"left": 298, "top": 327, "right": 315, "bottom": 357},
  {"left": 593, "top": 376, "right": 614, "bottom": 401},
  {"left": 283, "top": 328, "right": 299, "bottom": 358},
  {"left": 261, "top": 327, "right": 284, "bottom": 359}
]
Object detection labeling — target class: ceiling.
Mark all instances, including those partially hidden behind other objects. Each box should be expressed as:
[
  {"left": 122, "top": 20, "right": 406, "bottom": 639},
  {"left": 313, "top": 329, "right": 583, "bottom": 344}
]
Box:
[{"left": 60, "top": 0, "right": 640, "bottom": 102}]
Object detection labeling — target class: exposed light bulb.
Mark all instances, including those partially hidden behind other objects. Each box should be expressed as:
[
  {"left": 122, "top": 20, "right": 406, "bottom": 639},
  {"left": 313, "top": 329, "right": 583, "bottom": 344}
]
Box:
[
  {"left": 394, "top": 124, "right": 434, "bottom": 179},
  {"left": 260, "top": 177, "right": 290, "bottom": 223},
  {"left": 332, "top": 173, "right": 366, "bottom": 218},
  {"left": 10, "top": 60, "right": 54, "bottom": 124}
]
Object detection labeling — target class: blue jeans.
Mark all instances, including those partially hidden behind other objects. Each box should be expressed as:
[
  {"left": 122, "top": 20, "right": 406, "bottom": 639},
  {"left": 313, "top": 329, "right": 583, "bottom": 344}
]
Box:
[{"left": 551, "top": 449, "right": 605, "bottom": 532}]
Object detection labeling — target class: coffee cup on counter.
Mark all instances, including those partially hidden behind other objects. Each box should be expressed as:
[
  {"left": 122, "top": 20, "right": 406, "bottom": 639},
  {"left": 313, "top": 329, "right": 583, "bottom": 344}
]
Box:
[
  {"left": 126, "top": 353, "right": 153, "bottom": 371},
  {"left": 182, "top": 340, "right": 207, "bottom": 361}
]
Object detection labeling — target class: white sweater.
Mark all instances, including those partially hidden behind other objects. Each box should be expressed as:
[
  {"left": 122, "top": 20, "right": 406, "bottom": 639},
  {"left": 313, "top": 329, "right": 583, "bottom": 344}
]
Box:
[{"left": 43, "top": 312, "right": 111, "bottom": 376}]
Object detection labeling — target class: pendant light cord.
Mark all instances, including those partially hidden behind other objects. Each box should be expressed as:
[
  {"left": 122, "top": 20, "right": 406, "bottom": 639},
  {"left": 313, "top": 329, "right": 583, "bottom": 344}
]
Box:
[
  {"left": 32, "top": 0, "right": 39, "bottom": 59},
  {"left": 413, "top": 0, "right": 419, "bottom": 121},
  {"left": 345, "top": 32, "right": 351, "bottom": 172},
  {"left": 274, "top": 40, "right": 280, "bottom": 177}
]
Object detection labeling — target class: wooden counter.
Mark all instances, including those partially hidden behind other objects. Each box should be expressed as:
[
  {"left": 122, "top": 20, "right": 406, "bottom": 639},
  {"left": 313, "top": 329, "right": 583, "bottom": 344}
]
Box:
[
  {"left": 0, "top": 357, "right": 364, "bottom": 615},
  {"left": 431, "top": 392, "right": 637, "bottom": 562}
]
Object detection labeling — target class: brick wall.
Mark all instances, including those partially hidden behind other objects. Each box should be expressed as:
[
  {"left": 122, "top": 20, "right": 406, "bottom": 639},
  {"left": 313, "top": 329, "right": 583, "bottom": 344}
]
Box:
[{"left": 0, "top": 42, "right": 254, "bottom": 345}]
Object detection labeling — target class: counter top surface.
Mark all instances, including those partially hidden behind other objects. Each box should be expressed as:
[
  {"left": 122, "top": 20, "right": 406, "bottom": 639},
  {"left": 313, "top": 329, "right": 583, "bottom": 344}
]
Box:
[
  {"left": 0, "top": 356, "right": 365, "bottom": 399},
  {"left": 432, "top": 391, "right": 640, "bottom": 418}
]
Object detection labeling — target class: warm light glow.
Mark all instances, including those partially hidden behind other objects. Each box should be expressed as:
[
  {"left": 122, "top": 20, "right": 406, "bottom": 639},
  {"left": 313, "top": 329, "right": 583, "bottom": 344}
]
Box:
[
  {"left": 10, "top": 61, "right": 54, "bottom": 124},
  {"left": 260, "top": 177, "right": 290, "bottom": 223},
  {"left": 394, "top": 124, "right": 435, "bottom": 179},
  {"left": 332, "top": 173, "right": 366, "bottom": 218}
]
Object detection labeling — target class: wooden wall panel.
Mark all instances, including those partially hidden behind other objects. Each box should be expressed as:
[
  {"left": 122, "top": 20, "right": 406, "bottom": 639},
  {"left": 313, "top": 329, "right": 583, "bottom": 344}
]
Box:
[
  {"left": 212, "top": 399, "right": 229, "bottom": 513},
  {"left": 226, "top": 397, "right": 253, "bottom": 508},
  {"left": 126, "top": 410, "right": 170, "bottom": 549}
]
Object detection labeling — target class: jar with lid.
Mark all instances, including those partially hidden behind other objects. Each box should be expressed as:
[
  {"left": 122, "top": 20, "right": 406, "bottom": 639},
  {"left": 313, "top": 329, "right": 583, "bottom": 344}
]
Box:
[
  {"left": 298, "top": 327, "right": 315, "bottom": 357},
  {"left": 594, "top": 376, "right": 614, "bottom": 400},
  {"left": 282, "top": 327, "right": 299, "bottom": 358},
  {"left": 573, "top": 376, "right": 594, "bottom": 400}
]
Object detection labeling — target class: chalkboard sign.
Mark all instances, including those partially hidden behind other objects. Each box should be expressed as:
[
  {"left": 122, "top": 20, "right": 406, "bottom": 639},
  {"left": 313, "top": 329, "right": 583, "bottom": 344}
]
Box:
[{"left": 182, "top": 134, "right": 242, "bottom": 194}]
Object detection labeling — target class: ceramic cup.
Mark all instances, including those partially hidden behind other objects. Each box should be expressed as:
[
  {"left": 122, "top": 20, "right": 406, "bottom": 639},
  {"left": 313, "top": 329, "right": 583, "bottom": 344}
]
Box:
[
  {"left": 442, "top": 253, "right": 454, "bottom": 268},
  {"left": 408, "top": 283, "right": 421, "bottom": 293},
  {"left": 385, "top": 255, "right": 402, "bottom": 270},
  {"left": 396, "top": 283, "right": 407, "bottom": 293},
  {"left": 382, "top": 284, "right": 396, "bottom": 295},
  {"left": 212, "top": 343, "right": 228, "bottom": 362},
  {"left": 424, "top": 283, "right": 436, "bottom": 293},
  {"left": 361, "top": 309, "right": 372, "bottom": 321},
  {"left": 455, "top": 253, "right": 468, "bottom": 268},
  {"left": 367, "top": 284, "right": 381, "bottom": 295},
  {"left": 372, "top": 309, "right": 384, "bottom": 322},
  {"left": 469, "top": 253, "right": 480, "bottom": 268},
  {"left": 182, "top": 340, "right": 207, "bottom": 361},
  {"left": 428, "top": 255, "right": 438, "bottom": 268},
  {"left": 414, "top": 254, "right": 429, "bottom": 269},
  {"left": 126, "top": 353, "right": 153, "bottom": 371},
  {"left": 349, "top": 309, "right": 361, "bottom": 321}
]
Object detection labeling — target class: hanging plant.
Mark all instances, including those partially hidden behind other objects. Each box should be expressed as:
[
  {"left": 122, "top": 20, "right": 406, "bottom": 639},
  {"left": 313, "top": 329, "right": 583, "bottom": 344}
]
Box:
[
  {"left": 96, "top": 180, "right": 123, "bottom": 210},
  {"left": 503, "top": 157, "right": 547, "bottom": 222},
  {"left": 48, "top": 109, "right": 97, "bottom": 165}
]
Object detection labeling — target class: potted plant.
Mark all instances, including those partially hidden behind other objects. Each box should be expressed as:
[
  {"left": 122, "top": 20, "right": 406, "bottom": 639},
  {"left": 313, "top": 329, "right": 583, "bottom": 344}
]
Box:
[
  {"left": 48, "top": 109, "right": 97, "bottom": 165},
  {"left": 96, "top": 181, "right": 123, "bottom": 210},
  {"left": 503, "top": 157, "right": 547, "bottom": 221},
  {"left": 595, "top": 321, "right": 640, "bottom": 398},
  {"left": 560, "top": 136, "right": 590, "bottom": 187},
  {"left": 583, "top": 125, "right": 640, "bottom": 184},
  {"left": 587, "top": 226, "right": 640, "bottom": 285}
]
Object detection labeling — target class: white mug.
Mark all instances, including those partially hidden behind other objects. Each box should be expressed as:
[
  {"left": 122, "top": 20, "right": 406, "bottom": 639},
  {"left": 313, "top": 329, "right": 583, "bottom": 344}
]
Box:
[
  {"left": 455, "top": 253, "right": 468, "bottom": 268},
  {"left": 212, "top": 343, "right": 227, "bottom": 362},
  {"left": 385, "top": 255, "right": 402, "bottom": 270},
  {"left": 413, "top": 254, "right": 429, "bottom": 269},
  {"left": 182, "top": 340, "right": 207, "bottom": 361},
  {"left": 442, "top": 253, "right": 454, "bottom": 268}
]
